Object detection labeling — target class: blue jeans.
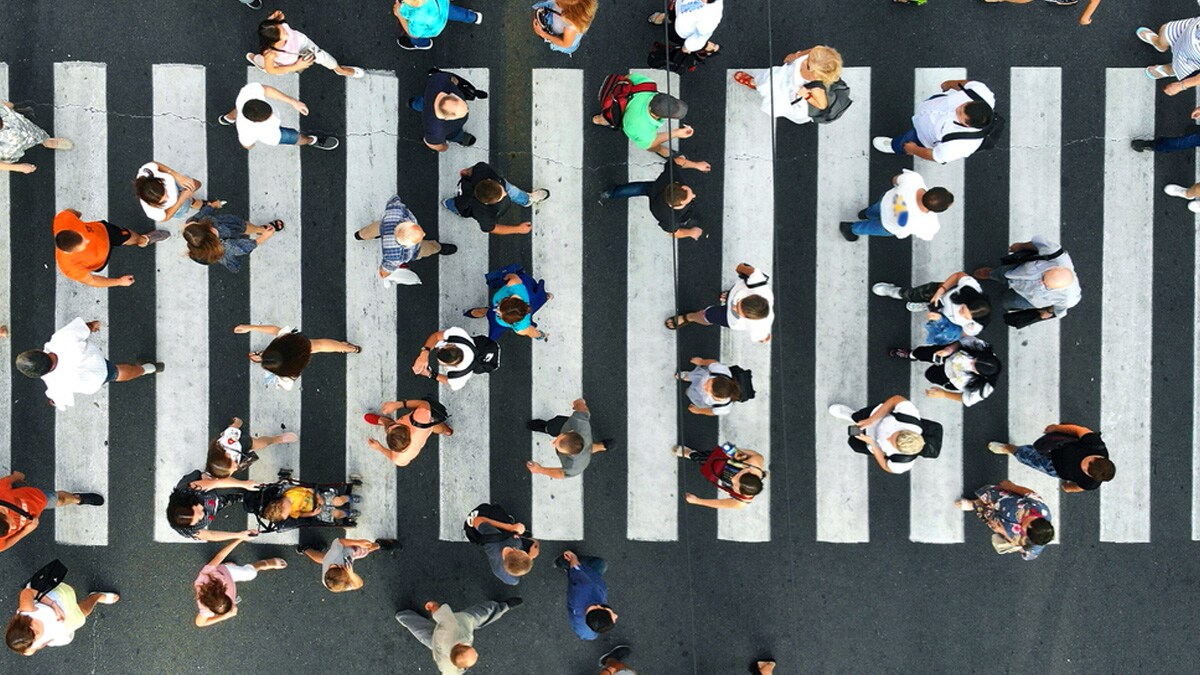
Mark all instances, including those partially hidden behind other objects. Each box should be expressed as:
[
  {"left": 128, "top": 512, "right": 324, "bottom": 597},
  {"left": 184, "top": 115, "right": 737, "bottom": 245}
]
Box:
[
  {"left": 850, "top": 200, "right": 892, "bottom": 237},
  {"left": 605, "top": 181, "right": 654, "bottom": 200},
  {"left": 409, "top": 96, "right": 465, "bottom": 143},
  {"left": 447, "top": 5, "right": 479, "bottom": 24},
  {"left": 278, "top": 127, "right": 300, "bottom": 145},
  {"left": 891, "top": 128, "right": 924, "bottom": 155},
  {"left": 989, "top": 264, "right": 1039, "bottom": 311},
  {"left": 1153, "top": 132, "right": 1200, "bottom": 153},
  {"left": 1013, "top": 444, "right": 1059, "bottom": 478}
]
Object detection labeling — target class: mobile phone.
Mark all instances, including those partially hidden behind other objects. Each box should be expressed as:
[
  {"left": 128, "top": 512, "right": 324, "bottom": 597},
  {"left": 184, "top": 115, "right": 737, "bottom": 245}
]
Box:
[{"left": 847, "top": 425, "right": 861, "bottom": 437}]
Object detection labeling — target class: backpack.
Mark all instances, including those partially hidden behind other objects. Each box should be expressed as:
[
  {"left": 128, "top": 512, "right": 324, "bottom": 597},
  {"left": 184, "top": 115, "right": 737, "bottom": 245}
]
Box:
[
  {"left": 646, "top": 41, "right": 715, "bottom": 74},
  {"left": 409, "top": 396, "right": 450, "bottom": 429},
  {"left": 428, "top": 67, "right": 487, "bottom": 101},
  {"left": 888, "top": 412, "right": 943, "bottom": 461},
  {"left": 939, "top": 86, "right": 1006, "bottom": 150},
  {"left": 463, "top": 503, "right": 518, "bottom": 545},
  {"left": 445, "top": 334, "right": 501, "bottom": 376},
  {"left": 714, "top": 366, "right": 756, "bottom": 408},
  {"left": 802, "top": 79, "right": 853, "bottom": 125},
  {"left": 597, "top": 74, "right": 658, "bottom": 128}
]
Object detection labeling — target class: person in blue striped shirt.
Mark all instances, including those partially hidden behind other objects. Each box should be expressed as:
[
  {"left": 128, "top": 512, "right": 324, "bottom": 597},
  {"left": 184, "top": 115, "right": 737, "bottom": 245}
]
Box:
[{"left": 353, "top": 195, "right": 457, "bottom": 280}]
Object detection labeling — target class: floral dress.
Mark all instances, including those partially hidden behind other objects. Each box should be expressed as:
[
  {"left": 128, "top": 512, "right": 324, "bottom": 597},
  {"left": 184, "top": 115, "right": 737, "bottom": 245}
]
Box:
[
  {"left": 0, "top": 105, "right": 50, "bottom": 163},
  {"left": 973, "top": 485, "right": 1052, "bottom": 561}
]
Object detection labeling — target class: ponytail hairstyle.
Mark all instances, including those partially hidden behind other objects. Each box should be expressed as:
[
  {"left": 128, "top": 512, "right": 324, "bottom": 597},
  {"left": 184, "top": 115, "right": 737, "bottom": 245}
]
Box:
[
  {"left": 257, "top": 18, "right": 287, "bottom": 54},
  {"left": 133, "top": 167, "right": 168, "bottom": 207},
  {"left": 949, "top": 286, "right": 991, "bottom": 321},
  {"left": 183, "top": 220, "right": 225, "bottom": 266}
]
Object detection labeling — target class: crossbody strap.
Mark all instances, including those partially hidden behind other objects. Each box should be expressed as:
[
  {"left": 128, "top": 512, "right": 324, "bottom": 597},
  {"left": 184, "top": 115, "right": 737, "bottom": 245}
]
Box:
[{"left": 0, "top": 498, "right": 34, "bottom": 520}]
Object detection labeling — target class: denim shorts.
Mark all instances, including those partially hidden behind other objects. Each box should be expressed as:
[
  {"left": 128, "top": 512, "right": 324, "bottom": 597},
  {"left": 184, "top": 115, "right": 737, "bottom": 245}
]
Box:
[
  {"left": 278, "top": 127, "right": 301, "bottom": 145},
  {"left": 703, "top": 304, "right": 729, "bottom": 327},
  {"left": 1013, "top": 444, "right": 1058, "bottom": 478},
  {"left": 104, "top": 359, "right": 119, "bottom": 383},
  {"left": 40, "top": 488, "right": 57, "bottom": 508}
]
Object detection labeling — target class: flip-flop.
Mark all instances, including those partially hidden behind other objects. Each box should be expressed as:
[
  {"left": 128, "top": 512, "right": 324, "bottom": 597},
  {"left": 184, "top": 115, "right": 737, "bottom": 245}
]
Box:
[
  {"left": 664, "top": 314, "right": 692, "bottom": 330},
  {"left": 1137, "top": 27, "right": 1168, "bottom": 53},
  {"left": 261, "top": 558, "right": 288, "bottom": 570},
  {"left": 268, "top": 220, "right": 285, "bottom": 231},
  {"left": 733, "top": 71, "right": 756, "bottom": 90},
  {"left": 647, "top": 11, "right": 665, "bottom": 24},
  {"left": 1146, "top": 65, "right": 1172, "bottom": 80}
]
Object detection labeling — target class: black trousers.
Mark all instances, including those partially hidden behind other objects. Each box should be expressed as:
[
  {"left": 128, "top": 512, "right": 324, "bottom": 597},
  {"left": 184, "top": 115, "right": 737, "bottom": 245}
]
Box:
[
  {"left": 532, "top": 415, "right": 570, "bottom": 436},
  {"left": 910, "top": 345, "right": 954, "bottom": 388},
  {"left": 899, "top": 281, "right": 942, "bottom": 304},
  {"left": 846, "top": 407, "right": 873, "bottom": 454}
]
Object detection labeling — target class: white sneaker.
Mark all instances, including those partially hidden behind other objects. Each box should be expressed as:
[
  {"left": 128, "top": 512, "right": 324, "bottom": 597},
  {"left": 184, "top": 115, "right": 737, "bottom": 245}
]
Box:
[
  {"left": 347, "top": 67, "right": 366, "bottom": 79},
  {"left": 827, "top": 404, "right": 856, "bottom": 422},
  {"left": 954, "top": 499, "right": 974, "bottom": 512},
  {"left": 872, "top": 136, "right": 896, "bottom": 154},
  {"left": 872, "top": 282, "right": 903, "bottom": 299},
  {"left": 529, "top": 188, "right": 550, "bottom": 204},
  {"left": 905, "top": 302, "right": 928, "bottom": 313},
  {"left": 1164, "top": 184, "right": 1191, "bottom": 199},
  {"left": 987, "top": 441, "right": 1010, "bottom": 455},
  {"left": 1190, "top": 201, "right": 1200, "bottom": 214},
  {"left": 472, "top": 11, "right": 483, "bottom": 24}
]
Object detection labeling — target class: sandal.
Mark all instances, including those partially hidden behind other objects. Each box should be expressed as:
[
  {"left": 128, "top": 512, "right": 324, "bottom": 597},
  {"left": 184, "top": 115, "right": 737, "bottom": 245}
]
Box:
[
  {"left": 664, "top": 314, "right": 692, "bottom": 330},
  {"left": 268, "top": 220, "right": 285, "bottom": 231},
  {"left": 1146, "top": 65, "right": 1172, "bottom": 80},
  {"left": 463, "top": 307, "right": 488, "bottom": 319},
  {"left": 1137, "top": 27, "right": 1168, "bottom": 53},
  {"left": 647, "top": 11, "right": 665, "bottom": 25},
  {"left": 347, "top": 343, "right": 362, "bottom": 354},
  {"left": 261, "top": 558, "right": 288, "bottom": 570},
  {"left": 733, "top": 71, "right": 756, "bottom": 90}
]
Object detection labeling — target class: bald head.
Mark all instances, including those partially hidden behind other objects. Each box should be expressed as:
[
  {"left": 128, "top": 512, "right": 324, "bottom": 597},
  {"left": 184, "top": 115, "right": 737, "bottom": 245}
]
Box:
[
  {"left": 436, "top": 95, "right": 468, "bottom": 120},
  {"left": 450, "top": 644, "right": 478, "bottom": 669},
  {"left": 1042, "top": 266, "right": 1074, "bottom": 290}
]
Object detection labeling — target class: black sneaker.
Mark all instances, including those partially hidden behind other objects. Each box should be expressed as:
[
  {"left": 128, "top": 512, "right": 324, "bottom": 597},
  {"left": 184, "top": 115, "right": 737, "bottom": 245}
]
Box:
[
  {"left": 1130, "top": 139, "right": 1153, "bottom": 152},
  {"left": 857, "top": 209, "right": 868, "bottom": 220},
  {"left": 839, "top": 222, "right": 859, "bottom": 242},
  {"left": 296, "top": 544, "right": 316, "bottom": 555},
  {"left": 375, "top": 538, "right": 401, "bottom": 551},
  {"left": 502, "top": 597, "right": 523, "bottom": 610},
  {"left": 312, "top": 136, "right": 340, "bottom": 151},
  {"left": 397, "top": 38, "right": 433, "bottom": 51},
  {"left": 526, "top": 419, "right": 549, "bottom": 433},
  {"left": 553, "top": 555, "right": 570, "bottom": 570},
  {"left": 888, "top": 348, "right": 913, "bottom": 360},
  {"left": 600, "top": 438, "right": 619, "bottom": 452},
  {"left": 599, "top": 645, "right": 632, "bottom": 667},
  {"left": 437, "top": 243, "right": 458, "bottom": 256},
  {"left": 456, "top": 132, "right": 476, "bottom": 147},
  {"left": 76, "top": 493, "right": 105, "bottom": 506}
]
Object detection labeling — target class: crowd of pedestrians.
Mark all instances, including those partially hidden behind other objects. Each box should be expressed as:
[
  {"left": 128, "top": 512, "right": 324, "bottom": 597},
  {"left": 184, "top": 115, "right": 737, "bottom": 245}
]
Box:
[{"left": 0, "top": 0, "right": 1161, "bottom": 670}]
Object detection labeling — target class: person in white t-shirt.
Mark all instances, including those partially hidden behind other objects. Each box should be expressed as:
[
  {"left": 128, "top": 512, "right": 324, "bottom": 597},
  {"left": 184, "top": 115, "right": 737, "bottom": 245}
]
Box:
[
  {"left": 133, "top": 161, "right": 220, "bottom": 223},
  {"left": 872, "top": 79, "right": 997, "bottom": 164},
  {"left": 839, "top": 169, "right": 953, "bottom": 242},
  {"left": 648, "top": 0, "right": 723, "bottom": 55},
  {"left": 204, "top": 416, "right": 298, "bottom": 479},
  {"left": 873, "top": 271, "right": 991, "bottom": 339},
  {"left": 15, "top": 318, "right": 162, "bottom": 411},
  {"left": 218, "top": 82, "right": 339, "bottom": 151},
  {"left": 6, "top": 582, "right": 119, "bottom": 656},
  {"left": 411, "top": 326, "right": 498, "bottom": 391},
  {"left": 827, "top": 395, "right": 933, "bottom": 475},
  {"left": 666, "top": 263, "right": 773, "bottom": 343}
]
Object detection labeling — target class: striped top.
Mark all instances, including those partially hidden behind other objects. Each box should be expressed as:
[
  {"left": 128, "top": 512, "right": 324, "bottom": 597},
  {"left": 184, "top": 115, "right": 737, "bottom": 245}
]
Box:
[
  {"left": 1165, "top": 18, "right": 1200, "bottom": 80},
  {"left": 379, "top": 195, "right": 422, "bottom": 272}
]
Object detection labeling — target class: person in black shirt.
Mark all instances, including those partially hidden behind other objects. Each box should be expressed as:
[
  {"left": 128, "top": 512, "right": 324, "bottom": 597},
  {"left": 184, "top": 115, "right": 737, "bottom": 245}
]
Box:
[
  {"left": 166, "top": 470, "right": 261, "bottom": 541},
  {"left": 408, "top": 69, "right": 485, "bottom": 152},
  {"left": 600, "top": 154, "right": 710, "bottom": 239},
  {"left": 443, "top": 161, "right": 549, "bottom": 235},
  {"left": 988, "top": 423, "right": 1114, "bottom": 492}
]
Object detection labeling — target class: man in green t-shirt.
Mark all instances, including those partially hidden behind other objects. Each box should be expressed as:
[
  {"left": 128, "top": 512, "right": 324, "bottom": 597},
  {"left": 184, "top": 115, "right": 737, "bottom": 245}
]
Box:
[{"left": 593, "top": 74, "right": 694, "bottom": 158}]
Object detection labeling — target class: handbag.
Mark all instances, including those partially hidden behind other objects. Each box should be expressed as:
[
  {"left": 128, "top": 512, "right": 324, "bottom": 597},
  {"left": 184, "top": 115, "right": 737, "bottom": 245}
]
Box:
[
  {"left": 990, "top": 534, "right": 1023, "bottom": 556},
  {"left": 26, "top": 559, "right": 68, "bottom": 601}
]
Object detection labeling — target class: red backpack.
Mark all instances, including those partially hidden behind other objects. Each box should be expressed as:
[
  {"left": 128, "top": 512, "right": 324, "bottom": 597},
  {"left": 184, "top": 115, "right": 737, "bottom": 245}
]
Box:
[{"left": 597, "top": 74, "right": 658, "bottom": 128}]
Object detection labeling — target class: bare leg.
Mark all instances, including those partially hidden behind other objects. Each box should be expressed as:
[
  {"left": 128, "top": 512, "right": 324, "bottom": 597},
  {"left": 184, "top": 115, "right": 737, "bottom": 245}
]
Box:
[
  {"left": 54, "top": 491, "right": 82, "bottom": 506},
  {"left": 303, "top": 549, "right": 324, "bottom": 564},
  {"left": 1186, "top": 184, "right": 1200, "bottom": 200},
  {"left": 430, "top": 422, "right": 454, "bottom": 437},
  {"left": 42, "top": 138, "right": 73, "bottom": 150},
  {"left": 331, "top": 495, "right": 350, "bottom": 507},
  {"left": 121, "top": 232, "right": 150, "bottom": 247},
  {"left": 355, "top": 221, "right": 381, "bottom": 240},
  {"left": 252, "top": 558, "right": 287, "bottom": 571},
  {"left": 78, "top": 592, "right": 119, "bottom": 617},
  {"left": 225, "top": 107, "right": 238, "bottom": 121},
  {"left": 114, "top": 363, "right": 156, "bottom": 382},
  {"left": 687, "top": 309, "right": 711, "bottom": 326},
  {"left": 1155, "top": 25, "right": 1172, "bottom": 51},
  {"left": 310, "top": 338, "right": 360, "bottom": 354},
  {"left": 251, "top": 432, "right": 298, "bottom": 450},
  {"left": 297, "top": 134, "right": 316, "bottom": 147}
]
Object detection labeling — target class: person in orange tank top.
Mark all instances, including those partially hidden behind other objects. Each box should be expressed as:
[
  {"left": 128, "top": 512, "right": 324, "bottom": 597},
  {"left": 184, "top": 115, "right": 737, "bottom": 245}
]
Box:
[{"left": 52, "top": 209, "right": 168, "bottom": 288}]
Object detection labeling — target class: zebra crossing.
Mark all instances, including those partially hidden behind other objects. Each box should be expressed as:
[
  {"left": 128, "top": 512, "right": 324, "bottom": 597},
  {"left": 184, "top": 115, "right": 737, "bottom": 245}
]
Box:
[{"left": 2, "top": 61, "right": 1184, "bottom": 547}]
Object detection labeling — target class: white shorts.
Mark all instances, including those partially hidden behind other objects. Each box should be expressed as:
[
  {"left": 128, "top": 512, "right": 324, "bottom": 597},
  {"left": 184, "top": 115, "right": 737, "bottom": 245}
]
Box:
[{"left": 222, "top": 563, "right": 259, "bottom": 583}]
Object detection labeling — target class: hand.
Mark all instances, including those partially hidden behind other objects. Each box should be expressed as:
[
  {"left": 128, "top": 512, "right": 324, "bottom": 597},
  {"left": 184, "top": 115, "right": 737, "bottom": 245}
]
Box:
[
  {"left": 689, "top": 356, "right": 704, "bottom": 366},
  {"left": 531, "top": 14, "right": 547, "bottom": 37},
  {"left": 379, "top": 267, "right": 389, "bottom": 279},
  {"left": 86, "top": 321, "right": 102, "bottom": 332},
  {"left": 856, "top": 416, "right": 873, "bottom": 430},
  {"left": 424, "top": 601, "right": 441, "bottom": 614},
  {"left": 1192, "top": 107, "right": 1200, "bottom": 121},
  {"left": 189, "top": 481, "right": 206, "bottom": 490},
  {"left": 902, "top": 141, "right": 921, "bottom": 156},
  {"left": 719, "top": 290, "right": 728, "bottom": 303},
  {"left": 230, "top": 416, "right": 243, "bottom": 428},
  {"left": 854, "top": 434, "right": 872, "bottom": 444},
  {"left": 116, "top": 275, "right": 135, "bottom": 287},
  {"left": 693, "top": 160, "right": 712, "bottom": 173},
  {"left": 368, "top": 438, "right": 386, "bottom": 453},
  {"left": 242, "top": 529, "right": 259, "bottom": 538},
  {"left": 381, "top": 400, "right": 403, "bottom": 414},
  {"left": 675, "top": 125, "right": 694, "bottom": 138},
  {"left": 248, "top": 352, "right": 263, "bottom": 363},
  {"left": 1165, "top": 83, "right": 1185, "bottom": 97},
  {"left": 412, "top": 352, "right": 430, "bottom": 375},
  {"left": 9, "top": 470, "right": 24, "bottom": 482},
  {"left": 525, "top": 461, "right": 544, "bottom": 475},
  {"left": 15, "top": 163, "right": 36, "bottom": 174},
  {"left": 47, "top": 399, "right": 56, "bottom": 408},
  {"left": 268, "top": 9, "right": 284, "bottom": 20},
  {"left": 926, "top": 312, "right": 941, "bottom": 321},
  {"left": 512, "top": 522, "right": 526, "bottom": 535},
  {"left": 206, "top": 199, "right": 225, "bottom": 208},
  {"left": 233, "top": 324, "right": 251, "bottom": 334},
  {"left": 684, "top": 492, "right": 700, "bottom": 505},
  {"left": 761, "top": 334, "right": 772, "bottom": 343},
  {"left": 516, "top": 222, "right": 532, "bottom": 234},
  {"left": 561, "top": 550, "right": 580, "bottom": 567},
  {"left": 572, "top": 398, "right": 587, "bottom": 411},
  {"left": 1039, "top": 309, "right": 1054, "bottom": 319},
  {"left": 294, "top": 101, "right": 309, "bottom": 116}
]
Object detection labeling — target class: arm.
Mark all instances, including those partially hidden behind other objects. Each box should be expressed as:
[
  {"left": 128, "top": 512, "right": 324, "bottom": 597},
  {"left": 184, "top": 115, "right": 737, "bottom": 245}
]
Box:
[
  {"left": 424, "top": 139, "right": 449, "bottom": 152},
  {"left": 928, "top": 271, "right": 968, "bottom": 305},
  {"left": 17, "top": 588, "right": 37, "bottom": 613},
  {"left": 1061, "top": 481, "right": 1086, "bottom": 493},
  {"left": 860, "top": 395, "right": 907, "bottom": 425},
  {"left": 525, "top": 461, "right": 568, "bottom": 480},
  {"left": 672, "top": 154, "right": 712, "bottom": 172},
  {"left": 688, "top": 404, "right": 716, "bottom": 416},
  {"left": 534, "top": 18, "right": 580, "bottom": 48},
  {"left": 205, "top": 538, "right": 243, "bottom": 567},
  {"left": 782, "top": 48, "right": 811, "bottom": 64},
  {"left": 684, "top": 493, "right": 747, "bottom": 509},
  {"left": 262, "top": 86, "right": 309, "bottom": 114},
  {"left": 516, "top": 325, "right": 546, "bottom": 340},
  {"left": 1043, "top": 423, "right": 1093, "bottom": 438},
  {"left": 411, "top": 331, "right": 444, "bottom": 375},
  {"left": 490, "top": 223, "right": 532, "bottom": 235},
  {"left": 382, "top": 398, "right": 426, "bottom": 415},
  {"left": 368, "top": 438, "right": 419, "bottom": 467},
  {"left": 0, "top": 518, "right": 38, "bottom": 551},
  {"left": 870, "top": 447, "right": 897, "bottom": 474},
  {"left": 195, "top": 529, "right": 254, "bottom": 543},
  {"left": 572, "top": 398, "right": 589, "bottom": 414},
  {"left": 78, "top": 272, "right": 134, "bottom": 288},
  {"left": 233, "top": 324, "right": 283, "bottom": 336},
  {"left": 1166, "top": 72, "right": 1200, "bottom": 97},
  {"left": 733, "top": 448, "right": 765, "bottom": 466},
  {"left": 195, "top": 610, "right": 238, "bottom": 627},
  {"left": 996, "top": 480, "right": 1034, "bottom": 497},
  {"left": 940, "top": 79, "right": 969, "bottom": 92},
  {"left": 190, "top": 477, "right": 258, "bottom": 490}
]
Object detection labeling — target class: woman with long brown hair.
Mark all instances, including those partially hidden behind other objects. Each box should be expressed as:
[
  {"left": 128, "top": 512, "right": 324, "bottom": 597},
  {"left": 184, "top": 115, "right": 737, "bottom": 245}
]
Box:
[
  {"left": 6, "top": 575, "right": 118, "bottom": 656},
  {"left": 183, "top": 203, "right": 283, "bottom": 273},
  {"left": 531, "top": 0, "right": 596, "bottom": 55},
  {"left": 246, "top": 9, "right": 364, "bottom": 79},
  {"left": 193, "top": 535, "right": 286, "bottom": 628},
  {"left": 234, "top": 324, "right": 361, "bottom": 391}
]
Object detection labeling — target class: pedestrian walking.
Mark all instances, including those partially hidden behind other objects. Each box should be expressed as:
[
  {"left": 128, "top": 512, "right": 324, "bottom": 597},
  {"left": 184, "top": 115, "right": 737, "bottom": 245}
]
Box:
[
  {"left": 872, "top": 271, "right": 990, "bottom": 341},
  {"left": 205, "top": 416, "right": 297, "bottom": 479},
  {"left": 193, "top": 536, "right": 286, "bottom": 627},
  {"left": 247, "top": 10, "right": 364, "bottom": 78},
  {"left": 0, "top": 99, "right": 72, "bottom": 174},
  {"left": 464, "top": 264, "right": 552, "bottom": 341},
  {"left": 411, "top": 69, "right": 486, "bottom": 152},
  {"left": 972, "top": 236, "right": 1080, "bottom": 328},
  {"left": 600, "top": 153, "right": 711, "bottom": 240},
  {"left": 133, "top": 161, "right": 211, "bottom": 223},
  {"left": 672, "top": 443, "right": 767, "bottom": 508},
  {"left": 827, "top": 396, "right": 942, "bottom": 474},
  {"left": 526, "top": 397, "right": 615, "bottom": 480},
  {"left": 873, "top": 79, "right": 999, "bottom": 163},
  {"left": 732, "top": 45, "right": 843, "bottom": 125},
  {"left": 597, "top": 645, "right": 636, "bottom": 675},
  {"left": 443, "top": 161, "right": 549, "bottom": 236},
  {"left": 1138, "top": 15, "right": 1200, "bottom": 96},
  {"left": 5, "top": 566, "right": 118, "bottom": 656},
  {"left": 16, "top": 318, "right": 163, "bottom": 411},
  {"left": 395, "top": 0, "right": 482, "bottom": 51},
  {"left": 531, "top": 0, "right": 597, "bottom": 55},
  {"left": 183, "top": 203, "right": 283, "bottom": 273},
  {"left": 0, "top": 471, "right": 104, "bottom": 553},
  {"left": 52, "top": 209, "right": 168, "bottom": 288},
  {"left": 166, "top": 470, "right": 260, "bottom": 542},
  {"left": 353, "top": 195, "right": 457, "bottom": 283},
  {"left": 958, "top": 481, "right": 1054, "bottom": 560},
  {"left": 594, "top": 73, "right": 692, "bottom": 158},
  {"left": 218, "top": 82, "right": 338, "bottom": 150},
  {"left": 988, "top": 423, "right": 1114, "bottom": 493},
  {"left": 648, "top": 0, "right": 723, "bottom": 55},
  {"left": 839, "top": 169, "right": 953, "bottom": 242},
  {"left": 300, "top": 537, "right": 397, "bottom": 593},
  {"left": 677, "top": 356, "right": 754, "bottom": 416},
  {"left": 666, "top": 263, "right": 774, "bottom": 343},
  {"left": 234, "top": 323, "right": 360, "bottom": 391},
  {"left": 558, "top": 550, "right": 617, "bottom": 640},
  {"left": 1132, "top": 105, "right": 1200, "bottom": 158},
  {"left": 396, "top": 597, "right": 522, "bottom": 674},
  {"left": 363, "top": 398, "right": 454, "bottom": 467},
  {"left": 888, "top": 338, "right": 1001, "bottom": 407},
  {"left": 463, "top": 503, "right": 539, "bottom": 586},
  {"left": 411, "top": 327, "right": 501, "bottom": 390}
]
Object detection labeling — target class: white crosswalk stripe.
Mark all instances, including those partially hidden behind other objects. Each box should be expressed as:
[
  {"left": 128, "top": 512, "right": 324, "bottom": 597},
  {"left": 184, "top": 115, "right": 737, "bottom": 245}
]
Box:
[
  {"left": 10, "top": 62, "right": 1181, "bottom": 546},
  {"left": 0, "top": 64, "right": 10, "bottom": 477}
]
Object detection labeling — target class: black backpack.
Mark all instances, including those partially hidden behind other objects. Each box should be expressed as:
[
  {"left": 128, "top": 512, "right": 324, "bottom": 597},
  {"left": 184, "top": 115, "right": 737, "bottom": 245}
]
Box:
[
  {"left": 939, "top": 86, "right": 1006, "bottom": 150},
  {"left": 463, "top": 503, "right": 518, "bottom": 545},
  {"left": 888, "top": 412, "right": 943, "bottom": 462},
  {"left": 802, "top": 79, "right": 853, "bottom": 125},
  {"left": 410, "top": 396, "right": 450, "bottom": 429},
  {"left": 714, "top": 366, "right": 757, "bottom": 408},
  {"left": 444, "top": 334, "right": 501, "bottom": 377}
]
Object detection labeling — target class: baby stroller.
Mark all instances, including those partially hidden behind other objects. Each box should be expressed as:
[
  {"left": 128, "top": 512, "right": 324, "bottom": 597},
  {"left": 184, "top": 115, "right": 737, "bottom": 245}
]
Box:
[{"left": 243, "top": 469, "right": 362, "bottom": 533}]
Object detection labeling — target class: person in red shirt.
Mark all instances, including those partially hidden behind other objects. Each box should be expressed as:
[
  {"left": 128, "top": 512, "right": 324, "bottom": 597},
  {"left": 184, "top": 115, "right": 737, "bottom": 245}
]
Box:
[
  {"left": 52, "top": 209, "right": 169, "bottom": 288},
  {"left": 0, "top": 471, "right": 104, "bottom": 553}
]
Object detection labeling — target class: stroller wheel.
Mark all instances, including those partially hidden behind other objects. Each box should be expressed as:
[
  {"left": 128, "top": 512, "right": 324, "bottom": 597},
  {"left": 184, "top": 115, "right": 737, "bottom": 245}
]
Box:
[
  {"left": 343, "top": 519, "right": 358, "bottom": 528},
  {"left": 349, "top": 477, "right": 363, "bottom": 487},
  {"left": 278, "top": 468, "right": 294, "bottom": 479}
]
